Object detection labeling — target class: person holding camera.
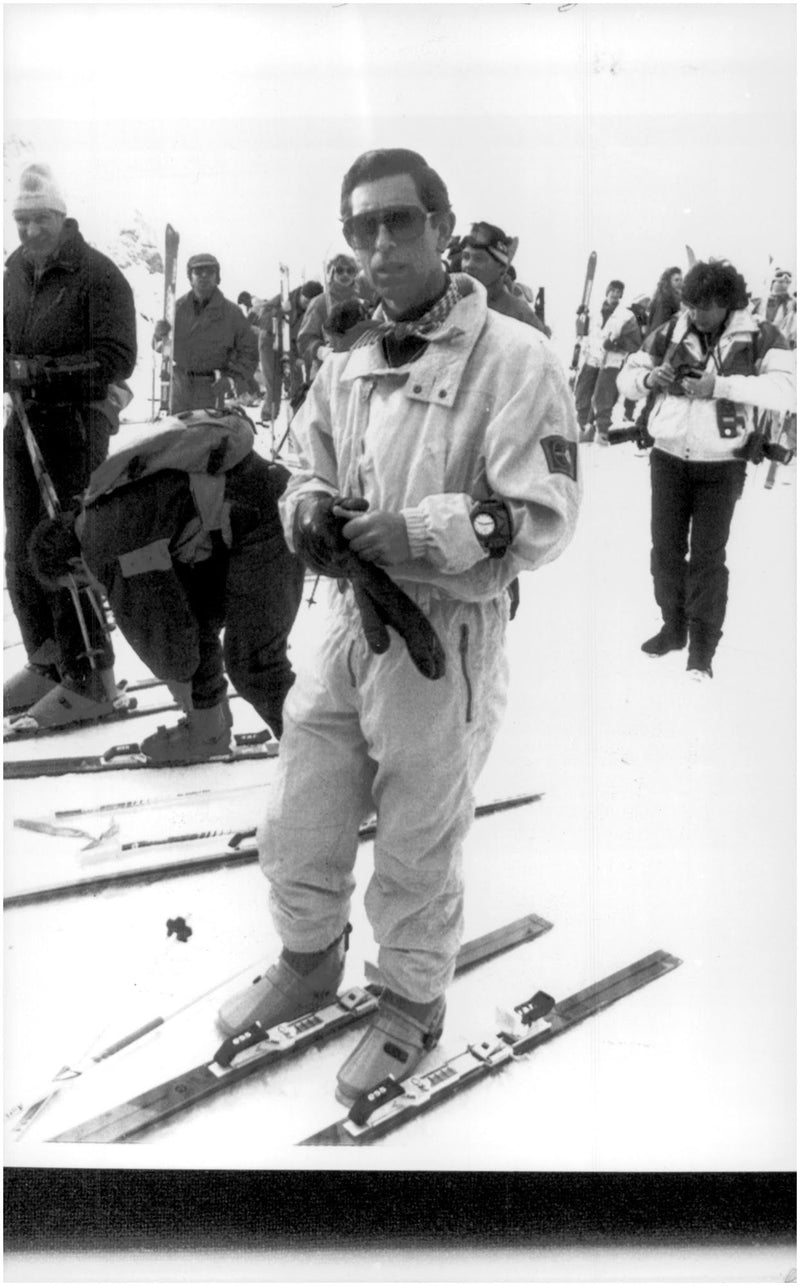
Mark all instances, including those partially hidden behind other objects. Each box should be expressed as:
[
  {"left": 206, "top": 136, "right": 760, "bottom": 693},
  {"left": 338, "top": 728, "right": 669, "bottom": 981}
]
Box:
[
  {"left": 618, "top": 259, "right": 795, "bottom": 679},
  {"left": 3, "top": 163, "right": 136, "bottom": 725}
]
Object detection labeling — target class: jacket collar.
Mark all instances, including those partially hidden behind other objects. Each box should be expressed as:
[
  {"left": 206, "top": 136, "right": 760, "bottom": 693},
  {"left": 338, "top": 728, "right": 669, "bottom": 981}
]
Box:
[
  {"left": 8, "top": 217, "right": 85, "bottom": 278},
  {"left": 339, "top": 276, "right": 488, "bottom": 398}
]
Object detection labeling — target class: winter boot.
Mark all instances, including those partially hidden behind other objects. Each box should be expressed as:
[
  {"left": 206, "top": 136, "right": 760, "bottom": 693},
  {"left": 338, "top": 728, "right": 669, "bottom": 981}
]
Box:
[
  {"left": 216, "top": 924, "right": 351, "bottom": 1036},
  {"left": 12, "top": 668, "right": 118, "bottom": 731},
  {"left": 140, "top": 699, "right": 233, "bottom": 764},
  {"left": 641, "top": 623, "right": 688, "bottom": 656},
  {"left": 3, "top": 661, "right": 60, "bottom": 716},
  {"left": 335, "top": 989, "right": 446, "bottom": 1104},
  {"left": 686, "top": 623, "right": 717, "bottom": 680}
]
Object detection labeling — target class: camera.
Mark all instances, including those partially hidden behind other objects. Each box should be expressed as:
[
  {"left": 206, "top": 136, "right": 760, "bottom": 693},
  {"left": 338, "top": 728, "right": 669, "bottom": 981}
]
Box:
[
  {"left": 608, "top": 424, "right": 654, "bottom": 449},
  {"left": 734, "top": 432, "right": 795, "bottom": 466}
]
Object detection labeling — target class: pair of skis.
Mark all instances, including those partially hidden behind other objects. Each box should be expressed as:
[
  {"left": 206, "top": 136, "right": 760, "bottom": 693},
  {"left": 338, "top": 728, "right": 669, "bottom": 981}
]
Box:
[
  {"left": 569, "top": 251, "right": 597, "bottom": 382},
  {"left": 5, "top": 794, "right": 543, "bottom": 907},
  {"left": 157, "top": 225, "right": 180, "bottom": 417},
  {"left": 38, "top": 932, "right": 679, "bottom": 1147}
]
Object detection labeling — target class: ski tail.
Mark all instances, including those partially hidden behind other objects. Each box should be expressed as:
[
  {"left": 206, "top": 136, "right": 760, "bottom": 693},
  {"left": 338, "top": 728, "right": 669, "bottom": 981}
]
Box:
[{"left": 159, "top": 225, "right": 180, "bottom": 415}]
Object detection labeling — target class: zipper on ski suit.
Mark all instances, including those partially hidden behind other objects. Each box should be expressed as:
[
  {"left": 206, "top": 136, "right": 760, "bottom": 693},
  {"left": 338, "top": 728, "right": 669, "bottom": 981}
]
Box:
[{"left": 459, "top": 623, "right": 473, "bottom": 723}]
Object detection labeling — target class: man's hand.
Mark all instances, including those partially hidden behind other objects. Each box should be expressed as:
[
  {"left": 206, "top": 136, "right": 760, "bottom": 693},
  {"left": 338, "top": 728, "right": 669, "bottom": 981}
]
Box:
[
  {"left": 153, "top": 320, "right": 172, "bottom": 341},
  {"left": 333, "top": 504, "right": 411, "bottom": 565},
  {"left": 647, "top": 362, "right": 677, "bottom": 390},
  {"left": 681, "top": 370, "right": 715, "bottom": 399}
]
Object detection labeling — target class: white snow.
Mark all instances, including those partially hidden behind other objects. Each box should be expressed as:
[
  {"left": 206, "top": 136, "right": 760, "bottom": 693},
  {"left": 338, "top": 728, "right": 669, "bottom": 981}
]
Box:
[{"left": 3, "top": 428, "right": 795, "bottom": 1178}]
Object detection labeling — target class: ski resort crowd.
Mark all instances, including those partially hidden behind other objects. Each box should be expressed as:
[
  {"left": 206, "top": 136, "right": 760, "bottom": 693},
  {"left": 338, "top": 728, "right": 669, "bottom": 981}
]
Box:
[{"left": 3, "top": 152, "right": 796, "bottom": 1107}]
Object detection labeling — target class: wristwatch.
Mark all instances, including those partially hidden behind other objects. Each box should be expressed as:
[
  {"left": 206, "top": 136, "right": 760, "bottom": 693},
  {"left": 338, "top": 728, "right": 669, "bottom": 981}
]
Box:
[{"left": 470, "top": 499, "right": 512, "bottom": 559}]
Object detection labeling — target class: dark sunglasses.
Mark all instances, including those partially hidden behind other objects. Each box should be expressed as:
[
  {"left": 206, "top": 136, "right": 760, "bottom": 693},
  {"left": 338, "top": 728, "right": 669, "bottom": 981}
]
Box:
[{"left": 342, "top": 205, "right": 434, "bottom": 249}]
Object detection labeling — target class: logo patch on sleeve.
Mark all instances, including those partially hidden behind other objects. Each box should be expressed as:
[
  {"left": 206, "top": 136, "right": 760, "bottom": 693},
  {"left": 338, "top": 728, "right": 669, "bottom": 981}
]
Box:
[{"left": 541, "top": 435, "right": 578, "bottom": 481}]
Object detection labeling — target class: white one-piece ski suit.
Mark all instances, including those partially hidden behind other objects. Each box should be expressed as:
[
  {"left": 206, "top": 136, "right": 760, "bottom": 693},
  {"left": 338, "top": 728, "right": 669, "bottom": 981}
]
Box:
[{"left": 258, "top": 278, "right": 581, "bottom": 1001}]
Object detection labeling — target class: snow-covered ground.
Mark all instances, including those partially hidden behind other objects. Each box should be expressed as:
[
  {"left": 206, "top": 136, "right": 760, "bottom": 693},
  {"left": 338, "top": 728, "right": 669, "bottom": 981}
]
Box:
[{"left": 3, "top": 429, "right": 795, "bottom": 1188}]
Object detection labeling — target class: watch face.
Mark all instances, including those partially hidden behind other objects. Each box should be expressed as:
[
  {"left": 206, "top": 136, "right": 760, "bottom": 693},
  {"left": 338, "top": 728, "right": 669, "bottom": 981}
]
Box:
[{"left": 473, "top": 512, "right": 496, "bottom": 537}]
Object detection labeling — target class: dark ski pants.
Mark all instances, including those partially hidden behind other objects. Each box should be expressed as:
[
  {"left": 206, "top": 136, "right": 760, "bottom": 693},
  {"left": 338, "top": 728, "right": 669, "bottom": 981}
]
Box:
[
  {"left": 3, "top": 404, "right": 114, "bottom": 682},
  {"left": 649, "top": 449, "right": 746, "bottom": 658},
  {"left": 220, "top": 529, "right": 305, "bottom": 737},
  {"left": 174, "top": 531, "right": 304, "bottom": 736},
  {"left": 574, "top": 364, "right": 619, "bottom": 435}
]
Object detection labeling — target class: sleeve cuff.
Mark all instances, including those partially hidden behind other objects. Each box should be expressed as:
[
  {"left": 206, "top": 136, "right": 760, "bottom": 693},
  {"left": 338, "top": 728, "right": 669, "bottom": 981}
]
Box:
[{"left": 402, "top": 506, "right": 429, "bottom": 559}]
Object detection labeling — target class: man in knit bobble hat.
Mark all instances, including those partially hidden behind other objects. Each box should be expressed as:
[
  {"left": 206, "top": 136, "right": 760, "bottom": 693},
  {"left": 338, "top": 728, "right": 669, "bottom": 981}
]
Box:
[
  {"left": 152, "top": 252, "right": 258, "bottom": 413},
  {"left": 3, "top": 162, "right": 137, "bottom": 729}
]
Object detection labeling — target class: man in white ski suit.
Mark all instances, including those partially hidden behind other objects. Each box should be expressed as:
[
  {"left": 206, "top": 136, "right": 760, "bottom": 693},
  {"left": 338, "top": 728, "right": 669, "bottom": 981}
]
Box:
[{"left": 219, "top": 148, "right": 580, "bottom": 1101}]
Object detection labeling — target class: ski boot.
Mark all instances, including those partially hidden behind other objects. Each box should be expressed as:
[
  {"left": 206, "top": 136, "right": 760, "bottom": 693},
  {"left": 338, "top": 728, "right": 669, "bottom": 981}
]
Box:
[
  {"left": 11, "top": 668, "right": 118, "bottom": 731},
  {"left": 217, "top": 925, "right": 351, "bottom": 1036},
  {"left": 3, "top": 662, "right": 61, "bottom": 716},
  {"left": 335, "top": 989, "right": 446, "bottom": 1105},
  {"left": 140, "top": 699, "right": 233, "bottom": 764},
  {"left": 641, "top": 623, "right": 688, "bottom": 656}
]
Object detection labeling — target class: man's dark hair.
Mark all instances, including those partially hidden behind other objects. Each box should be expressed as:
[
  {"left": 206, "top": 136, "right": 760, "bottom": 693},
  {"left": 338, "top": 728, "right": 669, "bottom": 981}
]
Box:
[
  {"left": 28, "top": 512, "right": 81, "bottom": 591},
  {"left": 682, "top": 260, "right": 749, "bottom": 311},
  {"left": 301, "top": 280, "right": 324, "bottom": 300},
  {"left": 607, "top": 279, "right": 625, "bottom": 293},
  {"left": 340, "top": 149, "right": 451, "bottom": 218}
]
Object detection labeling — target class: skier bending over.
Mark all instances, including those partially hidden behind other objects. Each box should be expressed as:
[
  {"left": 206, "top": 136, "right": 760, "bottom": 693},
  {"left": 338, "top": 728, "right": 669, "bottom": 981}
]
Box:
[
  {"left": 617, "top": 259, "right": 795, "bottom": 680},
  {"left": 27, "top": 408, "right": 305, "bottom": 760},
  {"left": 217, "top": 147, "right": 581, "bottom": 1104}
]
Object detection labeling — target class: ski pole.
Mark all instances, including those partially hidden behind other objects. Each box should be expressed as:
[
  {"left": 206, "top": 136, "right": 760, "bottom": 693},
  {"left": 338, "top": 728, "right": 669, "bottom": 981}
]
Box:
[
  {"left": 10, "top": 392, "right": 107, "bottom": 671},
  {"left": 7, "top": 953, "right": 269, "bottom": 1140}
]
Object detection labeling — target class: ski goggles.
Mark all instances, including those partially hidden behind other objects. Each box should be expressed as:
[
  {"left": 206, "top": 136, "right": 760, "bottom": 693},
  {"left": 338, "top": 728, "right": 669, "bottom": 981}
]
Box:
[{"left": 342, "top": 205, "right": 434, "bottom": 250}]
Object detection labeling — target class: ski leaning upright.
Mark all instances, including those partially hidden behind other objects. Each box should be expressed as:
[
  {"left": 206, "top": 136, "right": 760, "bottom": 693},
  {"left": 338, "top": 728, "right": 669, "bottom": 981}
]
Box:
[
  {"left": 158, "top": 225, "right": 180, "bottom": 416},
  {"left": 48, "top": 914, "right": 553, "bottom": 1144},
  {"left": 301, "top": 948, "right": 680, "bottom": 1146},
  {"left": 569, "top": 251, "right": 597, "bottom": 383}
]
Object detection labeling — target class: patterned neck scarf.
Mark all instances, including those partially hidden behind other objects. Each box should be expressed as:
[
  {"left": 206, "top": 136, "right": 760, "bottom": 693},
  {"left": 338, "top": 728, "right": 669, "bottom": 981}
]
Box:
[{"left": 351, "top": 272, "right": 474, "bottom": 350}]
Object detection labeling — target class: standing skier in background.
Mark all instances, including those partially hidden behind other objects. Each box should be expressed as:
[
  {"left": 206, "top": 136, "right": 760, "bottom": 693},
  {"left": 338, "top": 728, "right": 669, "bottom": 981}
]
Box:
[
  {"left": 460, "top": 221, "right": 550, "bottom": 336},
  {"left": 753, "top": 269, "right": 796, "bottom": 350},
  {"left": 217, "top": 146, "right": 580, "bottom": 1104},
  {"left": 618, "top": 259, "right": 795, "bottom": 679},
  {"left": 646, "top": 267, "right": 684, "bottom": 336},
  {"left": 573, "top": 279, "right": 642, "bottom": 443},
  {"left": 257, "top": 279, "right": 324, "bottom": 423},
  {"left": 152, "top": 253, "right": 258, "bottom": 413},
  {"left": 296, "top": 253, "right": 361, "bottom": 382},
  {"left": 3, "top": 162, "right": 137, "bottom": 727}
]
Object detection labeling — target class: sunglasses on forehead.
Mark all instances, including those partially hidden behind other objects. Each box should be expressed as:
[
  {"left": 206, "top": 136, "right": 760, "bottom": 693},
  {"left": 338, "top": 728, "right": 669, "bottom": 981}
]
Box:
[{"left": 342, "top": 205, "right": 435, "bottom": 250}]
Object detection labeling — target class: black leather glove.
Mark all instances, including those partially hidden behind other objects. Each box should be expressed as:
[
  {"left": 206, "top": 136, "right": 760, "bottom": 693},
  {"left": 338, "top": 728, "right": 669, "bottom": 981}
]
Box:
[
  {"left": 7, "top": 355, "right": 50, "bottom": 388},
  {"left": 293, "top": 493, "right": 445, "bottom": 679},
  {"left": 349, "top": 560, "right": 446, "bottom": 680},
  {"left": 293, "top": 492, "right": 357, "bottom": 577}
]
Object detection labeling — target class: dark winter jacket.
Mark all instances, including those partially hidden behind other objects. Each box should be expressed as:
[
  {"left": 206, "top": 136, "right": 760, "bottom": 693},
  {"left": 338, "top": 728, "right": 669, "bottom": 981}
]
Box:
[
  {"left": 3, "top": 217, "right": 137, "bottom": 407},
  {"left": 487, "top": 284, "right": 551, "bottom": 336},
  {"left": 80, "top": 451, "right": 293, "bottom": 682},
  {"left": 169, "top": 287, "right": 259, "bottom": 387},
  {"left": 646, "top": 294, "right": 681, "bottom": 336}
]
